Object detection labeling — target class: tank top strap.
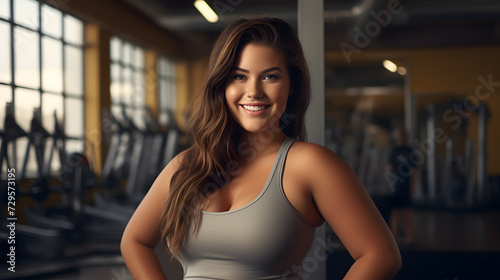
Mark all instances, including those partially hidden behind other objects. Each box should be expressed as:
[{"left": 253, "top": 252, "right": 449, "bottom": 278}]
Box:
[{"left": 272, "top": 136, "right": 295, "bottom": 180}]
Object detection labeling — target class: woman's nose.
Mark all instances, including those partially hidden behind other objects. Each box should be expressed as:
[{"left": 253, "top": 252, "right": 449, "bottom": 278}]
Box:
[{"left": 245, "top": 79, "right": 263, "bottom": 98}]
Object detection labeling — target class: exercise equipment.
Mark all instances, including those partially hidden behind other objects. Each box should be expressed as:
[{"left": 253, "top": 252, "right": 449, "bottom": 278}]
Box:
[
  {"left": 123, "top": 107, "right": 156, "bottom": 204},
  {"left": 96, "top": 106, "right": 183, "bottom": 211},
  {"left": 0, "top": 102, "right": 65, "bottom": 260},
  {"left": 20, "top": 109, "right": 130, "bottom": 238},
  {"left": 95, "top": 106, "right": 162, "bottom": 209},
  {"left": 163, "top": 108, "right": 183, "bottom": 166},
  {"left": 441, "top": 138, "right": 471, "bottom": 207},
  {"left": 0, "top": 104, "right": 128, "bottom": 278},
  {"left": 1, "top": 101, "right": 185, "bottom": 278},
  {"left": 426, "top": 101, "right": 491, "bottom": 207}
]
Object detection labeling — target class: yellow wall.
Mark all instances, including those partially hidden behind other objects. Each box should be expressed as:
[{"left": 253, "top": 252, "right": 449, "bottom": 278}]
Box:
[
  {"left": 326, "top": 45, "right": 500, "bottom": 175},
  {"left": 409, "top": 46, "right": 500, "bottom": 94},
  {"left": 84, "top": 24, "right": 111, "bottom": 174},
  {"left": 174, "top": 57, "right": 209, "bottom": 131},
  {"left": 408, "top": 46, "right": 500, "bottom": 175}
]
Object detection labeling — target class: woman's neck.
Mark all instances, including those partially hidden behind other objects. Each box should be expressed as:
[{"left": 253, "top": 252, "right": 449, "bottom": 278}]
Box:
[{"left": 236, "top": 128, "right": 287, "bottom": 161}]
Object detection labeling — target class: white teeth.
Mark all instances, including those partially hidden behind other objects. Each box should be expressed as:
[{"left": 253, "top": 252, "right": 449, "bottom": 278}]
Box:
[{"left": 242, "top": 105, "right": 268, "bottom": 112}]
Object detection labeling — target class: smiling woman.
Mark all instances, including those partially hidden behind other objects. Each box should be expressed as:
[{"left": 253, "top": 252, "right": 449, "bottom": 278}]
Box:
[{"left": 120, "top": 17, "right": 401, "bottom": 280}]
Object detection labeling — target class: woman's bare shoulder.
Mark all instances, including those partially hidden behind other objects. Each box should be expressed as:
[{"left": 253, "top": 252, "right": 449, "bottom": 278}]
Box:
[
  {"left": 288, "top": 140, "right": 352, "bottom": 181},
  {"left": 290, "top": 140, "right": 342, "bottom": 163},
  {"left": 168, "top": 149, "right": 188, "bottom": 171}
]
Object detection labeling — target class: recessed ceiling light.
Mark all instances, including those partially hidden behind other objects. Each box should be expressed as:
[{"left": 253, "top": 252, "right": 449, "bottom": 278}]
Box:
[{"left": 383, "top": 60, "right": 398, "bottom": 72}]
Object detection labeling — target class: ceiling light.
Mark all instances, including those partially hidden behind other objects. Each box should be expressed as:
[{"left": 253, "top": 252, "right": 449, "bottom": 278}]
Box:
[
  {"left": 383, "top": 60, "right": 397, "bottom": 72},
  {"left": 194, "top": 0, "right": 219, "bottom": 23}
]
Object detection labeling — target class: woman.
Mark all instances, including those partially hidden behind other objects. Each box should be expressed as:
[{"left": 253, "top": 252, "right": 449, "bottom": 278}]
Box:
[{"left": 121, "top": 17, "right": 401, "bottom": 279}]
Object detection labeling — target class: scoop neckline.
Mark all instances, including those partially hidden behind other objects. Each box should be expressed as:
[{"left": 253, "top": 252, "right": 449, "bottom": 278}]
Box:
[{"left": 202, "top": 137, "right": 290, "bottom": 215}]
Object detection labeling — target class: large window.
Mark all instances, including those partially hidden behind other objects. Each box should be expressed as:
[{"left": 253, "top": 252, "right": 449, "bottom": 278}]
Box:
[
  {"left": 157, "top": 56, "right": 176, "bottom": 127},
  {"left": 0, "top": 0, "right": 85, "bottom": 176},
  {"left": 110, "top": 36, "right": 146, "bottom": 128}
]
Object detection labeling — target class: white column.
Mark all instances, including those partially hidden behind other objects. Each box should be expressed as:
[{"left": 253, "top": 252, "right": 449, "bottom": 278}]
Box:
[
  {"left": 299, "top": 0, "right": 325, "bottom": 146},
  {"left": 298, "top": 1, "right": 326, "bottom": 280}
]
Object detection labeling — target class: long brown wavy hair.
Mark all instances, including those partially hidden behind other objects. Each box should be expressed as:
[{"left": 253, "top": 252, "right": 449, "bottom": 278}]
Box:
[{"left": 159, "top": 17, "right": 311, "bottom": 258}]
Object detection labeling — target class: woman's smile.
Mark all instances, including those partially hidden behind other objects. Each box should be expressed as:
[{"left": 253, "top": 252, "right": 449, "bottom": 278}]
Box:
[
  {"left": 240, "top": 104, "right": 270, "bottom": 112},
  {"left": 239, "top": 104, "right": 272, "bottom": 117}
]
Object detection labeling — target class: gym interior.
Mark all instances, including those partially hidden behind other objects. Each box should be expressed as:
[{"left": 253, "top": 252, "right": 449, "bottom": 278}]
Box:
[{"left": 1, "top": 0, "right": 499, "bottom": 279}]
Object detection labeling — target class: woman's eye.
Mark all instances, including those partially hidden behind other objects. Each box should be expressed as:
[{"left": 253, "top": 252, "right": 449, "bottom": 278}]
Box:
[
  {"left": 234, "top": 75, "right": 246, "bottom": 80},
  {"left": 264, "top": 74, "right": 277, "bottom": 80}
]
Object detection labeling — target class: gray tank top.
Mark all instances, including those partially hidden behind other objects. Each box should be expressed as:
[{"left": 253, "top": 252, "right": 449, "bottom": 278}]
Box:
[{"left": 178, "top": 137, "right": 316, "bottom": 279}]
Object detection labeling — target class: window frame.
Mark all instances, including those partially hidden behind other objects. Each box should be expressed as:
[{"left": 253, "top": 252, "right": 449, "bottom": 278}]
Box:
[{"left": 0, "top": 0, "right": 86, "bottom": 177}]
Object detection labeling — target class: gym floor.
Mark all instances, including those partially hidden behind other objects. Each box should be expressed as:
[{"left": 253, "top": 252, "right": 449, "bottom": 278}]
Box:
[{"left": 3, "top": 209, "right": 497, "bottom": 280}]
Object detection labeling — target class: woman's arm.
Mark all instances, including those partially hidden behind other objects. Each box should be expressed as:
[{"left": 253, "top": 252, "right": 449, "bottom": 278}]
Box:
[
  {"left": 120, "top": 153, "right": 183, "bottom": 279},
  {"left": 300, "top": 143, "right": 401, "bottom": 279}
]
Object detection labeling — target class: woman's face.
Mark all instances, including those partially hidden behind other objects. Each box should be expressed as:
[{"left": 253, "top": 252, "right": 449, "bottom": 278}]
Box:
[{"left": 225, "top": 43, "right": 291, "bottom": 135}]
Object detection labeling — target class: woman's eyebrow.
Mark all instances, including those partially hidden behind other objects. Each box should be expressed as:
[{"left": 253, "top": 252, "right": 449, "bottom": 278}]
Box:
[
  {"left": 261, "top": 67, "right": 283, "bottom": 74},
  {"left": 232, "top": 66, "right": 283, "bottom": 74}
]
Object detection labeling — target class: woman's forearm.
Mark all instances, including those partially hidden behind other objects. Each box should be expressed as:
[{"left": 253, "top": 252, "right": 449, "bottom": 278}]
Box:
[
  {"left": 121, "top": 240, "right": 169, "bottom": 280},
  {"left": 343, "top": 252, "right": 401, "bottom": 280}
]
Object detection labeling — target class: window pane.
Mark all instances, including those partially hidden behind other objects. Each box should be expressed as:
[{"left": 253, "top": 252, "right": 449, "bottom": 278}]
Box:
[
  {"left": 42, "top": 92, "right": 63, "bottom": 134},
  {"left": 42, "top": 36, "right": 63, "bottom": 93},
  {"left": 169, "top": 82, "right": 176, "bottom": 110},
  {"left": 0, "top": 21, "right": 11, "bottom": 83},
  {"left": 0, "top": 0, "right": 9, "bottom": 20},
  {"left": 15, "top": 87, "right": 40, "bottom": 132},
  {"left": 41, "top": 4, "right": 62, "bottom": 39},
  {"left": 0, "top": 84, "right": 12, "bottom": 130},
  {"left": 158, "top": 57, "right": 168, "bottom": 77},
  {"left": 45, "top": 137, "right": 61, "bottom": 173},
  {"left": 129, "top": 108, "right": 145, "bottom": 130},
  {"left": 110, "top": 37, "right": 121, "bottom": 62},
  {"left": 134, "top": 47, "right": 144, "bottom": 69},
  {"left": 14, "top": 0, "right": 39, "bottom": 30},
  {"left": 65, "top": 139, "right": 84, "bottom": 154},
  {"left": 65, "top": 97, "right": 84, "bottom": 137},
  {"left": 111, "top": 104, "right": 123, "bottom": 121},
  {"left": 110, "top": 63, "right": 121, "bottom": 104},
  {"left": 14, "top": 27, "right": 39, "bottom": 88},
  {"left": 159, "top": 79, "right": 169, "bottom": 109},
  {"left": 15, "top": 137, "right": 36, "bottom": 175},
  {"left": 111, "top": 62, "right": 121, "bottom": 83},
  {"left": 134, "top": 70, "right": 145, "bottom": 107},
  {"left": 160, "top": 57, "right": 174, "bottom": 77},
  {"left": 158, "top": 111, "right": 168, "bottom": 127},
  {"left": 65, "top": 45, "right": 83, "bottom": 96},
  {"left": 123, "top": 42, "right": 131, "bottom": 65},
  {"left": 64, "top": 14, "right": 83, "bottom": 45},
  {"left": 169, "top": 79, "right": 175, "bottom": 105},
  {"left": 122, "top": 67, "right": 132, "bottom": 105}
]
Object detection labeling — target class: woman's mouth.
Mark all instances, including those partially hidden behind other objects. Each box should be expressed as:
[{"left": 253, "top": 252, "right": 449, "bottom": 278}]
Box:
[{"left": 240, "top": 104, "right": 270, "bottom": 112}]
